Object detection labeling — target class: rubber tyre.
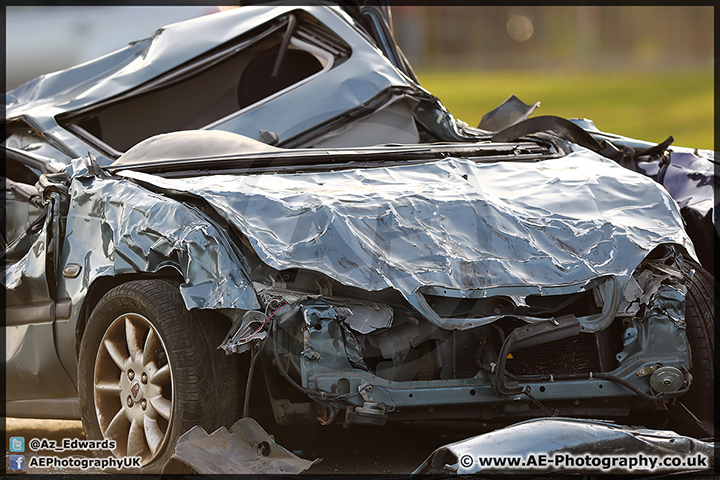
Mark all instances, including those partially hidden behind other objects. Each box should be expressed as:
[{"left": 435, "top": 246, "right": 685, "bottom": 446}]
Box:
[
  {"left": 682, "top": 259, "right": 716, "bottom": 434},
  {"left": 78, "top": 279, "right": 240, "bottom": 473}
]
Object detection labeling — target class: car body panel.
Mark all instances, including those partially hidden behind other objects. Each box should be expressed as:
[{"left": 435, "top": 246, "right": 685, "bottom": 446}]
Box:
[
  {"left": 8, "top": 130, "right": 684, "bottom": 414},
  {"left": 4, "top": 151, "right": 77, "bottom": 404},
  {"left": 59, "top": 158, "right": 259, "bottom": 313},
  {"left": 172, "top": 418, "right": 319, "bottom": 474}
]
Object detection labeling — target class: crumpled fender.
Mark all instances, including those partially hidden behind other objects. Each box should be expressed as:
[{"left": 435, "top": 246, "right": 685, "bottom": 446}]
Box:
[{"left": 60, "top": 160, "right": 259, "bottom": 313}]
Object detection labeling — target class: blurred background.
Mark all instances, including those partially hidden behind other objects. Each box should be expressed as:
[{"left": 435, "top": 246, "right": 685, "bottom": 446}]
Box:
[
  {"left": 394, "top": 6, "right": 713, "bottom": 149},
  {"left": 5, "top": 5, "right": 713, "bottom": 148}
]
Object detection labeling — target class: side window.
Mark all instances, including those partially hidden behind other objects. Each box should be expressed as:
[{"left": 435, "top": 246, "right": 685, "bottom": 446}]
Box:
[{"left": 59, "top": 11, "right": 350, "bottom": 156}]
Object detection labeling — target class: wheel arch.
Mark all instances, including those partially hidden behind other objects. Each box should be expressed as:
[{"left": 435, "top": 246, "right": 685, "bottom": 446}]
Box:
[
  {"left": 75, "top": 268, "right": 242, "bottom": 360},
  {"left": 75, "top": 268, "right": 183, "bottom": 358}
]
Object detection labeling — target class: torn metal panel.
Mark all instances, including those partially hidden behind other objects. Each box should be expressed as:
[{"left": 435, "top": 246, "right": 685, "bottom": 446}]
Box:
[
  {"left": 340, "top": 300, "right": 393, "bottom": 335},
  {"left": 612, "top": 250, "right": 690, "bottom": 380},
  {"left": 616, "top": 285, "right": 688, "bottom": 368},
  {"left": 413, "top": 417, "right": 715, "bottom": 474},
  {"left": 60, "top": 162, "right": 259, "bottom": 313},
  {"left": 118, "top": 149, "right": 693, "bottom": 331},
  {"left": 653, "top": 148, "right": 717, "bottom": 218},
  {"left": 477, "top": 94, "right": 540, "bottom": 132},
  {"left": 298, "top": 301, "right": 357, "bottom": 370},
  {"left": 616, "top": 254, "right": 685, "bottom": 317},
  {"left": 172, "top": 417, "right": 319, "bottom": 474}
]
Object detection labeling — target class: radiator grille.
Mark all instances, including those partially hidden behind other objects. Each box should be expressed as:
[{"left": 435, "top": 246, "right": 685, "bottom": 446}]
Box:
[{"left": 505, "top": 334, "right": 601, "bottom": 376}]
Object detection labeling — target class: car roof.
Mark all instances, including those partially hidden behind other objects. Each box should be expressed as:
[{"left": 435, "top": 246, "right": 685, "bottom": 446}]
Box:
[{"left": 6, "top": 4, "right": 417, "bottom": 164}]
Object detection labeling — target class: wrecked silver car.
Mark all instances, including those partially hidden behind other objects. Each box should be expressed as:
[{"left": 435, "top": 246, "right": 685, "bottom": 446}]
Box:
[{"left": 4, "top": 3, "right": 716, "bottom": 473}]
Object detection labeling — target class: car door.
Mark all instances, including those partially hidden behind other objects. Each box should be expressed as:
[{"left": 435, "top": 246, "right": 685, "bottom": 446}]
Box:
[{"left": 4, "top": 147, "right": 77, "bottom": 414}]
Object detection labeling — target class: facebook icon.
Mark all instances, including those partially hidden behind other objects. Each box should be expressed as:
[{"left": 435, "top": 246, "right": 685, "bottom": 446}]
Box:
[{"left": 9, "top": 455, "right": 25, "bottom": 471}]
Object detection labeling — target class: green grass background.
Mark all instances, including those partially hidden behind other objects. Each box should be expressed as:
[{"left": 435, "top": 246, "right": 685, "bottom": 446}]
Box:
[{"left": 416, "top": 69, "right": 713, "bottom": 150}]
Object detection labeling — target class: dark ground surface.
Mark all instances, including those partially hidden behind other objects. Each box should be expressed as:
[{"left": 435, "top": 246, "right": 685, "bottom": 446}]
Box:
[{"left": 4, "top": 417, "right": 492, "bottom": 474}]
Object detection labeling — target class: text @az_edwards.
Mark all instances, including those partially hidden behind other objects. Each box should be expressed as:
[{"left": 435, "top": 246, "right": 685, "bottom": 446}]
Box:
[{"left": 28, "top": 437, "right": 116, "bottom": 453}]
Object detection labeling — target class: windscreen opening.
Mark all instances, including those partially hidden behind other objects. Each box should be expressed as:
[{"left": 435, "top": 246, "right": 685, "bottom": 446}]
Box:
[{"left": 59, "top": 12, "right": 348, "bottom": 155}]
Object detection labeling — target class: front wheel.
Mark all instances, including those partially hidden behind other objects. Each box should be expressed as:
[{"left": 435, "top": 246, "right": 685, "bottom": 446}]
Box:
[
  {"left": 78, "top": 280, "right": 239, "bottom": 472},
  {"left": 681, "top": 260, "right": 716, "bottom": 435}
]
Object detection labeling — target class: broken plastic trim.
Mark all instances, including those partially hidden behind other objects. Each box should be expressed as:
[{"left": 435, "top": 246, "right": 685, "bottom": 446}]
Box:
[
  {"left": 493, "top": 115, "right": 674, "bottom": 164},
  {"left": 172, "top": 417, "right": 319, "bottom": 474},
  {"left": 493, "top": 115, "right": 611, "bottom": 155},
  {"left": 221, "top": 310, "right": 270, "bottom": 354}
]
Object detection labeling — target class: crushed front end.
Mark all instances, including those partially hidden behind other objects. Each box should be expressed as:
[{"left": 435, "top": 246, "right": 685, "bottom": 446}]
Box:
[
  {"left": 221, "top": 245, "right": 695, "bottom": 428},
  {"left": 103, "top": 133, "right": 706, "bottom": 433}
]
